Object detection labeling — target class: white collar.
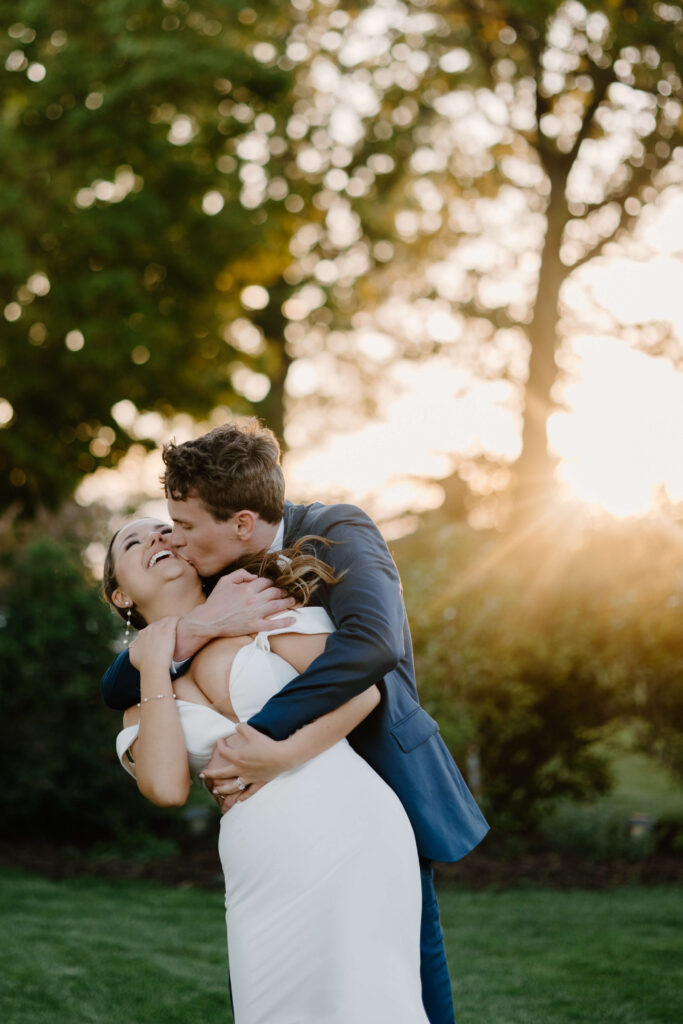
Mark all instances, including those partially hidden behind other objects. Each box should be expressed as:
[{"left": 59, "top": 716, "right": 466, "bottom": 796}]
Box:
[{"left": 267, "top": 519, "right": 285, "bottom": 553}]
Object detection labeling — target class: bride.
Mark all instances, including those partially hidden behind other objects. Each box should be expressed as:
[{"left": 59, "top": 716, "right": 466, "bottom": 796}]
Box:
[{"left": 104, "top": 517, "right": 430, "bottom": 1024}]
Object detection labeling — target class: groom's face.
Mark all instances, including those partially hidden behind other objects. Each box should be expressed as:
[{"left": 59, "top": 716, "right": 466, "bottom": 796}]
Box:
[{"left": 167, "top": 494, "right": 246, "bottom": 577}]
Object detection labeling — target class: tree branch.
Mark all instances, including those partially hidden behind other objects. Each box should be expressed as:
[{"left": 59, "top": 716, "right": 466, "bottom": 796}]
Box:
[
  {"left": 568, "top": 203, "right": 636, "bottom": 273},
  {"left": 565, "top": 67, "right": 615, "bottom": 167},
  {"left": 567, "top": 115, "right": 683, "bottom": 271},
  {"left": 458, "top": 0, "right": 498, "bottom": 78}
]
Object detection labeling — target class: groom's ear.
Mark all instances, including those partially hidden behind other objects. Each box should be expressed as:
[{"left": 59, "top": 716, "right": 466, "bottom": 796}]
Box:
[
  {"left": 111, "top": 587, "right": 131, "bottom": 611},
  {"left": 233, "top": 510, "right": 257, "bottom": 541}
]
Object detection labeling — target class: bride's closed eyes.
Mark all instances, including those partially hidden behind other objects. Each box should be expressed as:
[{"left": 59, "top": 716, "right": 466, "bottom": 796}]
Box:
[{"left": 121, "top": 525, "right": 173, "bottom": 552}]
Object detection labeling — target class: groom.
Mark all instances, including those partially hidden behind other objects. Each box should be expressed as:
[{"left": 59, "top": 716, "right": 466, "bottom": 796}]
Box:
[{"left": 101, "top": 420, "right": 489, "bottom": 1024}]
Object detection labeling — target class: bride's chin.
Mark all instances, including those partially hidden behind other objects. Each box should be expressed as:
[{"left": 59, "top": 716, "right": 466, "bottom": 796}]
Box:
[{"left": 155, "top": 560, "right": 195, "bottom": 580}]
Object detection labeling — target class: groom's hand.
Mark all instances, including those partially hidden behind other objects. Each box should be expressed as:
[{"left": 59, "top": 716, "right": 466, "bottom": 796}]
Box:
[
  {"left": 201, "top": 724, "right": 289, "bottom": 813},
  {"left": 174, "top": 570, "right": 296, "bottom": 661}
]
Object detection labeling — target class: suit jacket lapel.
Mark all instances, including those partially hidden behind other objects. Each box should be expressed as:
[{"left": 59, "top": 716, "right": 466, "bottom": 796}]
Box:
[
  {"left": 282, "top": 501, "right": 330, "bottom": 610},
  {"left": 283, "top": 501, "right": 308, "bottom": 547}
]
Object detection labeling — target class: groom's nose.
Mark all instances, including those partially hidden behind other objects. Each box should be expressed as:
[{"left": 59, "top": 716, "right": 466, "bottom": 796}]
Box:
[{"left": 170, "top": 528, "right": 185, "bottom": 549}]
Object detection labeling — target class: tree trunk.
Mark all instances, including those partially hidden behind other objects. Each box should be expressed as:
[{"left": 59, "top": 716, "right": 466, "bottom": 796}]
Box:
[
  {"left": 254, "top": 278, "right": 293, "bottom": 450},
  {"left": 258, "top": 343, "right": 291, "bottom": 451},
  {"left": 511, "top": 171, "right": 570, "bottom": 518}
]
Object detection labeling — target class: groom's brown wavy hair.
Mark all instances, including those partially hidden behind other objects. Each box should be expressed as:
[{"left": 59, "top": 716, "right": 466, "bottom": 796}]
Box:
[{"left": 162, "top": 420, "right": 285, "bottom": 523}]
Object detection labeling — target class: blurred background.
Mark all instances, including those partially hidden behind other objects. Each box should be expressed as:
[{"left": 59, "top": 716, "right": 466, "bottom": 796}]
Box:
[{"left": 1, "top": 0, "right": 683, "bottom": 874}]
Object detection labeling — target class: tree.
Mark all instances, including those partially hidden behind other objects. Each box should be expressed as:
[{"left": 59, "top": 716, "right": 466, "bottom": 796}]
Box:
[
  {"left": 5, "top": 2, "right": 681, "bottom": 522},
  {"left": 268, "top": 1, "right": 683, "bottom": 515},
  {"left": 0, "top": 0, "right": 294, "bottom": 514},
  {"left": 373, "top": 0, "right": 683, "bottom": 510},
  {"left": 459, "top": 0, "right": 683, "bottom": 509}
]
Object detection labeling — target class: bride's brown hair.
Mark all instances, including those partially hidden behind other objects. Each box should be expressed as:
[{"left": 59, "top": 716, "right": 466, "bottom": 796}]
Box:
[{"left": 229, "top": 536, "right": 340, "bottom": 606}]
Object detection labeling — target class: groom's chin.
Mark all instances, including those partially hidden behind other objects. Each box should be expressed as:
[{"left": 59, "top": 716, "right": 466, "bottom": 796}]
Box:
[{"left": 192, "top": 558, "right": 224, "bottom": 579}]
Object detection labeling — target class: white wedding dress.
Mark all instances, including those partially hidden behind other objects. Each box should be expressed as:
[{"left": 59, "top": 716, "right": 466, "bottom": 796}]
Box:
[{"left": 117, "top": 607, "right": 429, "bottom": 1024}]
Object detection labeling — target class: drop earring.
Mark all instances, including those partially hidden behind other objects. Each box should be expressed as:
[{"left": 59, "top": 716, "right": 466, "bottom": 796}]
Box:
[{"left": 124, "top": 603, "right": 132, "bottom": 645}]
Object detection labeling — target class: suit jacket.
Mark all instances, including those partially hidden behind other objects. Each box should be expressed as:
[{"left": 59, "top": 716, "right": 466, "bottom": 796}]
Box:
[{"left": 101, "top": 500, "right": 489, "bottom": 862}]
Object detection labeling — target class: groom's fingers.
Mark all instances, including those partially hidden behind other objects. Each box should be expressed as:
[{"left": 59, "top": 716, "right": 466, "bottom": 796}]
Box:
[
  {"left": 216, "top": 572, "right": 275, "bottom": 592},
  {"left": 253, "top": 598, "right": 298, "bottom": 627},
  {"left": 219, "top": 568, "right": 259, "bottom": 585}
]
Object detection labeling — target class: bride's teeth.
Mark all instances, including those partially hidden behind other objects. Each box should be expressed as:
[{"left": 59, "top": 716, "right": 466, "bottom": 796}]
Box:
[{"left": 150, "top": 550, "right": 172, "bottom": 567}]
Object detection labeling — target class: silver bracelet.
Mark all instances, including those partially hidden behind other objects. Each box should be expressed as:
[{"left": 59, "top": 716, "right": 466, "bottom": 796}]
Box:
[{"left": 136, "top": 693, "right": 177, "bottom": 708}]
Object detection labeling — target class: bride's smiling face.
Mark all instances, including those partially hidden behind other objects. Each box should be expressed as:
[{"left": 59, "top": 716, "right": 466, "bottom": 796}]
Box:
[{"left": 111, "top": 518, "right": 199, "bottom": 611}]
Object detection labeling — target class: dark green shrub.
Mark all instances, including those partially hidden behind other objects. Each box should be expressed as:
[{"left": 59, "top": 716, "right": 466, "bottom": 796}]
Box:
[
  {"left": 394, "top": 517, "right": 683, "bottom": 833},
  {"left": 0, "top": 532, "right": 179, "bottom": 843},
  {"left": 541, "top": 804, "right": 656, "bottom": 861}
]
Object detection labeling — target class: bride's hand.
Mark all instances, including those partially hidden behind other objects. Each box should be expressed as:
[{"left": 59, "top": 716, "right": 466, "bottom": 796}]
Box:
[{"left": 128, "top": 616, "right": 179, "bottom": 672}]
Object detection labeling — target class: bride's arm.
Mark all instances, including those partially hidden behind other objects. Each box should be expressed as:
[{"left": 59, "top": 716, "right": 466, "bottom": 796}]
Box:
[{"left": 123, "top": 617, "right": 192, "bottom": 808}]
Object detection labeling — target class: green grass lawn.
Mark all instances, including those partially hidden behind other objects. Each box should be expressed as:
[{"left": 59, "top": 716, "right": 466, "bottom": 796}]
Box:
[
  {"left": 445, "top": 886, "right": 683, "bottom": 1024},
  {"left": 2, "top": 870, "right": 681, "bottom": 1024}
]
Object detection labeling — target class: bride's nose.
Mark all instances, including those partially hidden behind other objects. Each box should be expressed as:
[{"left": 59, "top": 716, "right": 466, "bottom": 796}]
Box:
[{"left": 146, "top": 530, "right": 165, "bottom": 550}]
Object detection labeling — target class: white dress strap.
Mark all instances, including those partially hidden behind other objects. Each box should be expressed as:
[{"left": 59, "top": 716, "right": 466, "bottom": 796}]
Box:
[
  {"left": 257, "top": 606, "right": 334, "bottom": 650},
  {"left": 116, "top": 723, "right": 140, "bottom": 779}
]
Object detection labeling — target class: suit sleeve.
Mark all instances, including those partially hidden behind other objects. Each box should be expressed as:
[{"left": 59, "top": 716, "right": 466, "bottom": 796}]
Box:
[
  {"left": 247, "top": 506, "right": 405, "bottom": 740},
  {"left": 101, "top": 648, "right": 141, "bottom": 710}
]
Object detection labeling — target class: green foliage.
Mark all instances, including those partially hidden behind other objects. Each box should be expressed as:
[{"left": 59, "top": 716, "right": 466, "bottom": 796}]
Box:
[
  {"left": 395, "top": 515, "right": 683, "bottom": 831},
  {"left": 0, "top": 530, "right": 176, "bottom": 840},
  {"left": 542, "top": 804, "right": 656, "bottom": 861},
  {"left": 320, "top": 1, "right": 683, "bottom": 497},
  {"left": 0, "top": 0, "right": 293, "bottom": 513},
  {"left": 4, "top": 2, "right": 681, "bottom": 520}
]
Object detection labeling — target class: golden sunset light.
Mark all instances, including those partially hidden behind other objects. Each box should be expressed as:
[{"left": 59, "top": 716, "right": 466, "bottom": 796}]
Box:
[
  {"left": 5, "top": 7, "right": 683, "bottom": 1020},
  {"left": 550, "top": 336, "right": 683, "bottom": 517}
]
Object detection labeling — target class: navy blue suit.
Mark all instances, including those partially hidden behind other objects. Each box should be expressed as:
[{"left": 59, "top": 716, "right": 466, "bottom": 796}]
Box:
[{"left": 102, "top": 501, "right": 489, "bottom": 1022}]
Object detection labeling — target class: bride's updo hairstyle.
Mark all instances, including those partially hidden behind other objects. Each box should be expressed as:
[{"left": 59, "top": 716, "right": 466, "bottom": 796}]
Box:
[{"left": 229, "top": 535, "right": 340, "bottom": 606}]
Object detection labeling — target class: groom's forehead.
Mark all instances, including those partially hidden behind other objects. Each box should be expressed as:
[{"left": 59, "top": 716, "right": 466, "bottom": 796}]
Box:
[{"left": 167, "top": 493, "right": 210, "bottom": 523}]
